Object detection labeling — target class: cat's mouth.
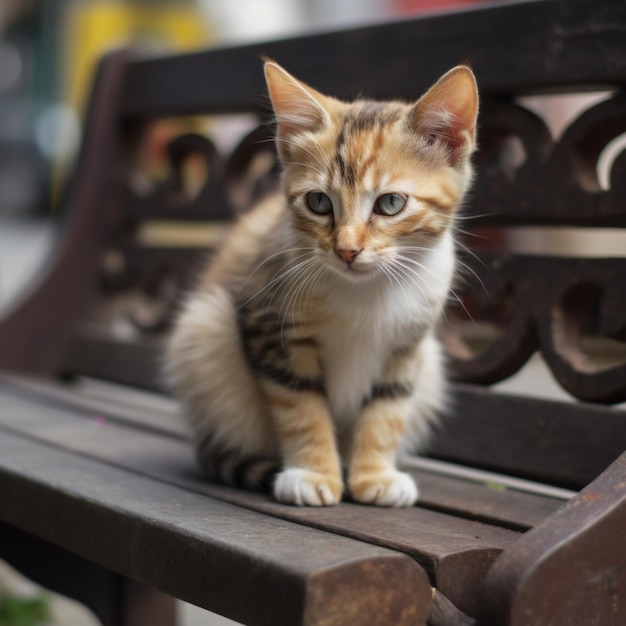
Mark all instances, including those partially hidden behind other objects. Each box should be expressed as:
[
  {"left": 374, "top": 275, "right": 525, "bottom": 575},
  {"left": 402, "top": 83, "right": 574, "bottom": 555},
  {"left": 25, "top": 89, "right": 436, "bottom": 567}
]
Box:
[{"left": 330, "top": 259, "right": 378, "bottom": 281}]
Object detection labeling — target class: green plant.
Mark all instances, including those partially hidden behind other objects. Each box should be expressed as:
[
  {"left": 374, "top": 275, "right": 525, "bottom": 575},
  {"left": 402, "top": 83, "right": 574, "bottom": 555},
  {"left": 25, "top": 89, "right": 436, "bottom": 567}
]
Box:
[{"left": 0, "top": 594, "right": 51, "bottom": 626}]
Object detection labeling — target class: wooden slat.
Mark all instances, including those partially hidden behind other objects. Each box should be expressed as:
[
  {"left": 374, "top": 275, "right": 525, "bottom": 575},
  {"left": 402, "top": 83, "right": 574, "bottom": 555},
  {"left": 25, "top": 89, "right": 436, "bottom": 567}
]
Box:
[
  {"left": 54, "top": 333, "right": 626, "bottom": 491},
  {"left": 0, "top": 373, "right": 185, "bottom": 438},
  {"left": 407, "top": 457, "right": 575, "bottom": 501},
  {"left": 120, "top": 0, "right": 626, "bottom": 119},
  {"left": 0, "top": 383, "right": 519, "bottom": 617},
  {"left": 428, "top": 384, "right": 626, "bottom": 491},
  {"left": 63, "top": 334, "right": 163, "bottom": 392},
  {"left": 407, "top": 470, "right": 562, "bottom": 532},
  {"left": 0, "top": 429, "right": 430, "bottom": 626},
  {"left": 0, "top": 374, "right": 562, "bottom": 530}
]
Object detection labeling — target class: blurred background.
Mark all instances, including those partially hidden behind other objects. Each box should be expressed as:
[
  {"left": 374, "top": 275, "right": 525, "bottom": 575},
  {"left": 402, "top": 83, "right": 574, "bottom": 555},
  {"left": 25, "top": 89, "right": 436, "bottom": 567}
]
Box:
[
  {"left": 0, "top": 4, "right": 490, "bottom": 626},
  {"left": 0, "top": 0, "right": 488, "bottom": 220},
  {"left": 0, "top": 0, "right": 489, "bottom": 310}
]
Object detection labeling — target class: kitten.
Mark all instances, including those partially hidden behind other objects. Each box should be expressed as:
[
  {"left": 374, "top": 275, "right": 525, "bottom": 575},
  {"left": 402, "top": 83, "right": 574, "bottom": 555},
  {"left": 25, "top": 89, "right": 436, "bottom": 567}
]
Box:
[{"left": 166, "top": 60, "right": 478, "bottom": 507}]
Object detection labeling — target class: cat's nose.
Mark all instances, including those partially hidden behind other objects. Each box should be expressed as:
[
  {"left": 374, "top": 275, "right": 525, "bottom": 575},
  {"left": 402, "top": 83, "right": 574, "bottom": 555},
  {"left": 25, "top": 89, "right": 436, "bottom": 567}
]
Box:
[{"left": 334, "top": 248, "right": 362, "bottom": 265}]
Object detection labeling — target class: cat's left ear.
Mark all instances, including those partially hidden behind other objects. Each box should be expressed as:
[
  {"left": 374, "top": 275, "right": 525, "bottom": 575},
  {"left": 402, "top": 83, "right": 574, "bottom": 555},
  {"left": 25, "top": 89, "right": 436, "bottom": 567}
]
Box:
[
  {"left": 263, "top": 60, "right": 331, "bottom": 145},
  {"left": 411, "top": 65, "right": 479, "bottom": 165}
]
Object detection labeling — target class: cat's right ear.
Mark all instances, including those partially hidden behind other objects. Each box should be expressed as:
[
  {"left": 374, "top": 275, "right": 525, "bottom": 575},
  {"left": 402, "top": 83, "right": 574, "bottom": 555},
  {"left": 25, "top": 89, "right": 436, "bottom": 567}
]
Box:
[
  {"left": 263, "top": 60, "right": 330, "bottom": 143},
  {"left": 410, "top": 65, "right": 479, "bottom": 166}
]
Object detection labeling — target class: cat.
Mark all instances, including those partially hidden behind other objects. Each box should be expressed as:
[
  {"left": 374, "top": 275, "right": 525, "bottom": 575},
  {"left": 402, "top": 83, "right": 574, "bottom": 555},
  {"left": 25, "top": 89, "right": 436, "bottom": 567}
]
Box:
[{"left": 166, "top": 60, "right": 478, "bottom": 507}]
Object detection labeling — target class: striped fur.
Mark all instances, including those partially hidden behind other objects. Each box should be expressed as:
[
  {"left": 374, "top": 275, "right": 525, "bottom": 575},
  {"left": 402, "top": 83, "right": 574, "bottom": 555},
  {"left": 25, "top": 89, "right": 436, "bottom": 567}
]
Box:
[{"left": 166, "top": 61, "right": 478, "bottom": 507}]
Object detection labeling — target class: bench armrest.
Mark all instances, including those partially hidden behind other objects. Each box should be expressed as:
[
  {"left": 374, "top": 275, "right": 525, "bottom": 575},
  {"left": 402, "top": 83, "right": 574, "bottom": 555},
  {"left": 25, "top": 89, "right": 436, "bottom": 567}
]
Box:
[{"left": 480, "top": 452, "right": 626, "bottom": 625}]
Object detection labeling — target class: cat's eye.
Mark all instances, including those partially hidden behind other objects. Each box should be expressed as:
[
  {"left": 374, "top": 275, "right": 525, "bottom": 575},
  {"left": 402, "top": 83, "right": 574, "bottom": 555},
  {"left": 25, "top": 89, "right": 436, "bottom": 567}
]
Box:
[
  {"left": 306, "top": 192, "right": 333, "bottom": 215},
  {"left": 374, "top": 193, "right": 407, "bottom": 216}
]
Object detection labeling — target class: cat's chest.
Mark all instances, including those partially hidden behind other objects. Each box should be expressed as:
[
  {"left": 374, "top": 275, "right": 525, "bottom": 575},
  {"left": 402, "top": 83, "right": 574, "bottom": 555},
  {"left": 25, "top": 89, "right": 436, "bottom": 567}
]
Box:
[
  {"left": 320, "top": 325, "right": 389, "bottom": 421},
  {"left": 316, "top": 301, "right": 421, "bottom": 422}
]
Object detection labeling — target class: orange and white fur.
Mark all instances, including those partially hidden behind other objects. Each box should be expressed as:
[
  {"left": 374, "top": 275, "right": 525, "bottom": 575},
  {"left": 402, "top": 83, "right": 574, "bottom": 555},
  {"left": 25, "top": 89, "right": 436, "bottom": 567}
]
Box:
[{"left": 166, "top": 61, "right": 478, "bottom": 507}]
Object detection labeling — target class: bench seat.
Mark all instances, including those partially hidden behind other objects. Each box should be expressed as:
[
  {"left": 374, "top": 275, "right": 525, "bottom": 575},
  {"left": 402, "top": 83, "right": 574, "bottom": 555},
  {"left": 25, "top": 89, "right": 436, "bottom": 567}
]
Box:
[
  {"left": 1, "top": 0, "right": 626, "bottom": 624},
  {"left": 0, "top": 373, "right": 582, "bottom": 623}
]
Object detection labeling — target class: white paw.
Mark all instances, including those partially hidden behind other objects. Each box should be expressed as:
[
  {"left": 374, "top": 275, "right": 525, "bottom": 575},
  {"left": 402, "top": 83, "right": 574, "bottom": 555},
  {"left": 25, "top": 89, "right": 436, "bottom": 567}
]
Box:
[
  {"left": 350, "top": 470, "right": 418, "bottom": 507},
  {"left": 273, "top": 467, "right": 342, "bottom": 506}
]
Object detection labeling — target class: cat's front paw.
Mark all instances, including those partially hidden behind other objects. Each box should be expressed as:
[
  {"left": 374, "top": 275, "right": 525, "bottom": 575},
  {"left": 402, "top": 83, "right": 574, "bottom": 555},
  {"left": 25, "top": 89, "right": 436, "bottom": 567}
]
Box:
[
  {"left": 273, "top": 467, "right": 343, "bottom": 506},
  {"left": 349, "top": 470, "right": 418, "bottom": 507}
]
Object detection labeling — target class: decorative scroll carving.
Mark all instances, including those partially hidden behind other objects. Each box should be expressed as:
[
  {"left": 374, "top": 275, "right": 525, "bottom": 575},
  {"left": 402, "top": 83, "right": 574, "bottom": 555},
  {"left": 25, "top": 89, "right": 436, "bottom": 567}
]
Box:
[
  {"left": 124, "top": 120, "right": 278, "bottom": 221},
  {"left": 442, "top": 91, "right": 626, "bottom": 403},
  {"left": 469, "top": 92, "right": 626, "bottom": 226},
  {"left": 97, "top": 119, "right": 279, "bottom": 336},
  {"left": 445, "top": 253, "right": 626, "bottom": 404},
  {"left": 95, "top": 95, "right": 626, "bottom": 403},
  {"left": 99, "top": 245, "right": 207, "bottom": 334},
  {"left": 125, "top": 131, "right": 229, "bottom": 221},
  {"left": 224, "top": 123, "right": 280, "bottom": 213}
]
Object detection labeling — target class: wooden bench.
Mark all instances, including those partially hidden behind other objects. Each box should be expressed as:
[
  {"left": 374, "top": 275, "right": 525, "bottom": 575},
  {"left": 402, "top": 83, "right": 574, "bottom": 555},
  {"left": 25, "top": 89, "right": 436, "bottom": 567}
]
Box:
[{"left": 1, "top": 0, "right": 625, "bottom": 624}]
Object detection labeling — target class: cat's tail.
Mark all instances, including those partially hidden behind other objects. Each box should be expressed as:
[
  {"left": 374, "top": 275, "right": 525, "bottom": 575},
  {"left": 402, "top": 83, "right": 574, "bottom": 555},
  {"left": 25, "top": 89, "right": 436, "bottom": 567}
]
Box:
[{"left": 196, "top": 434, "right": 280, "bottom": 492}]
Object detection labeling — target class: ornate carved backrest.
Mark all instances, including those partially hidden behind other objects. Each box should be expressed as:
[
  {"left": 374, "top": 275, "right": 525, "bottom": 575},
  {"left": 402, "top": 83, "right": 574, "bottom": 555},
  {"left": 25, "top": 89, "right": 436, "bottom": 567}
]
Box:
[
  {"left": 444, "top": 94, "right": 626, "bottom": 404},
  {"left": 11, "top": 0, "right": 625, "bottom": 490}
]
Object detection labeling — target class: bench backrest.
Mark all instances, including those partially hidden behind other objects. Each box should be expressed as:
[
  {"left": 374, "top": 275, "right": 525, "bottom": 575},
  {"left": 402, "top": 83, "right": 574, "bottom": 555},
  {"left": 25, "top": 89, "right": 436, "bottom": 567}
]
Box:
[{"left": 2, "top": 0, "right": 625, "bottom": 491}]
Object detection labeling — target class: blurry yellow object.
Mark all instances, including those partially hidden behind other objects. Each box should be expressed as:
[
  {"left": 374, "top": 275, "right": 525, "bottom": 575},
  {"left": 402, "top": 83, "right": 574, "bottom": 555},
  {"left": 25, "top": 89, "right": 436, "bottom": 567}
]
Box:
[{"left": 64, "top": 1, "right": 212, "bottom": 113}]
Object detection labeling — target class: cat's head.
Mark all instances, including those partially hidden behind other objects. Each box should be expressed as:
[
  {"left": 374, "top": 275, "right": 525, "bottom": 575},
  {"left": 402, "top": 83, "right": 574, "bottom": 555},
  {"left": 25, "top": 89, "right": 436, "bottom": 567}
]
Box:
[{"left": 264, "top": 60, "right": 478, "bottom": 283}]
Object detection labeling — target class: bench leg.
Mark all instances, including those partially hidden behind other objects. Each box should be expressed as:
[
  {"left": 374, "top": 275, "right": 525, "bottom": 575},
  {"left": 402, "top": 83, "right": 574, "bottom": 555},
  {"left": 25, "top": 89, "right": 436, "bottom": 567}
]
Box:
[{"left": 0, "top": 521, "right": 177, "bottom": 626}]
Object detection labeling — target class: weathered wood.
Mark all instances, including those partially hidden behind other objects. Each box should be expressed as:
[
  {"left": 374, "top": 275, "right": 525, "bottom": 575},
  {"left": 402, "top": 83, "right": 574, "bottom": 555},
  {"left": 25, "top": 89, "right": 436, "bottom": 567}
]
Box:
[
  {"left": 447, "top": 254, "right": 626, "bottom": 401},
  {"left": 428, "top": 589, "right": 476, "bottom": 626},
  {"left": 479, "top": 452, "right": 626, "bottom": 626},
  {"left": 0, "top": 374, "right": 564, "bottom": 530},
  {"left": 406, "top": 469, "right": 563, "bottom": 532},
  {"left": 0, "top": 373, "right": 185, "bottom": 438},
  {"left": 0, "top": 383, "right": 517, "bottom": 617},
  {"left": 0, "top": 523, "right": 176, "bottom": 626},
  {"left": 428, "top": 384, "right": 626, "bottom": 490},
  {"left": 63, "top": 334, "right": 163, "bottom": 391},
  {"left": 466, "top": 93, "right": 626, "bottom": 227},
  {"left": 120, "top": 0, "right": 626, "bottom": 120},
  {"left": 0, "top": 429, "right": 431, "bottom": 626},
  {"left": 0, "top": 51, "right": 135, "bottom": 376}
]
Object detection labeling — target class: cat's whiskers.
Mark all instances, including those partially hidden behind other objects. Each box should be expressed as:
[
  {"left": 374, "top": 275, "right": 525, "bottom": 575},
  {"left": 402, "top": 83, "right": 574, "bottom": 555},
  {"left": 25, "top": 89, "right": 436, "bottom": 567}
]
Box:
[
  {"left": 449, "top": 227, "right": 490, "bottom": 294},
  {"left": 251, "top": 135, "right": 326, "bottom": 177},
  {"left": 387, "top": 258, "right": 435, "bottom": 319},
  {"left": 274, "top": 137, "right": 332, "bottom": 172},
  {"left": 394, "top": 254, "right": 471, "bottom": 322},
  {"left": 395, "top": 244, "right": 431, "bottom": 254},
  {"left": 451, "top": 256, "right": 488, "bottom": 295},
  {"left": 277, "top": 257, "right": 324, "bottom": 344},
  {"left": 239, "top": 249, "right": 317, "bottom": 308},
  {"left": 452, "top": 236, "right": 486, "bottom": 262},
  {"left": 454, "top": 212, "right": 494, "bottom": 223},
  {"left": 377, "top": 261, "right": 413, "bottom": 313},
  {"left": 266, "top": 255, "right": 318, "bottom": 310},
  {"left": 394, "top": 251, "right": 438, "bottom": 279},
  {"left": 395, "top": 259, "right": 454, "bottom": 323},
  {"left": 280, "top": 160, "right": 328, "bottom": 174},
  {"left": 396, "top": 244, "right": 486, "bottom": 306},
  {"left": 292, "top": 263, "right": 326, "bottom": 332},
  {"left": 248, "top": 246, "right": 317, "bottom": 282},
  {"left": 280, "top": 260, "right": 312, "bottom": 324}
]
